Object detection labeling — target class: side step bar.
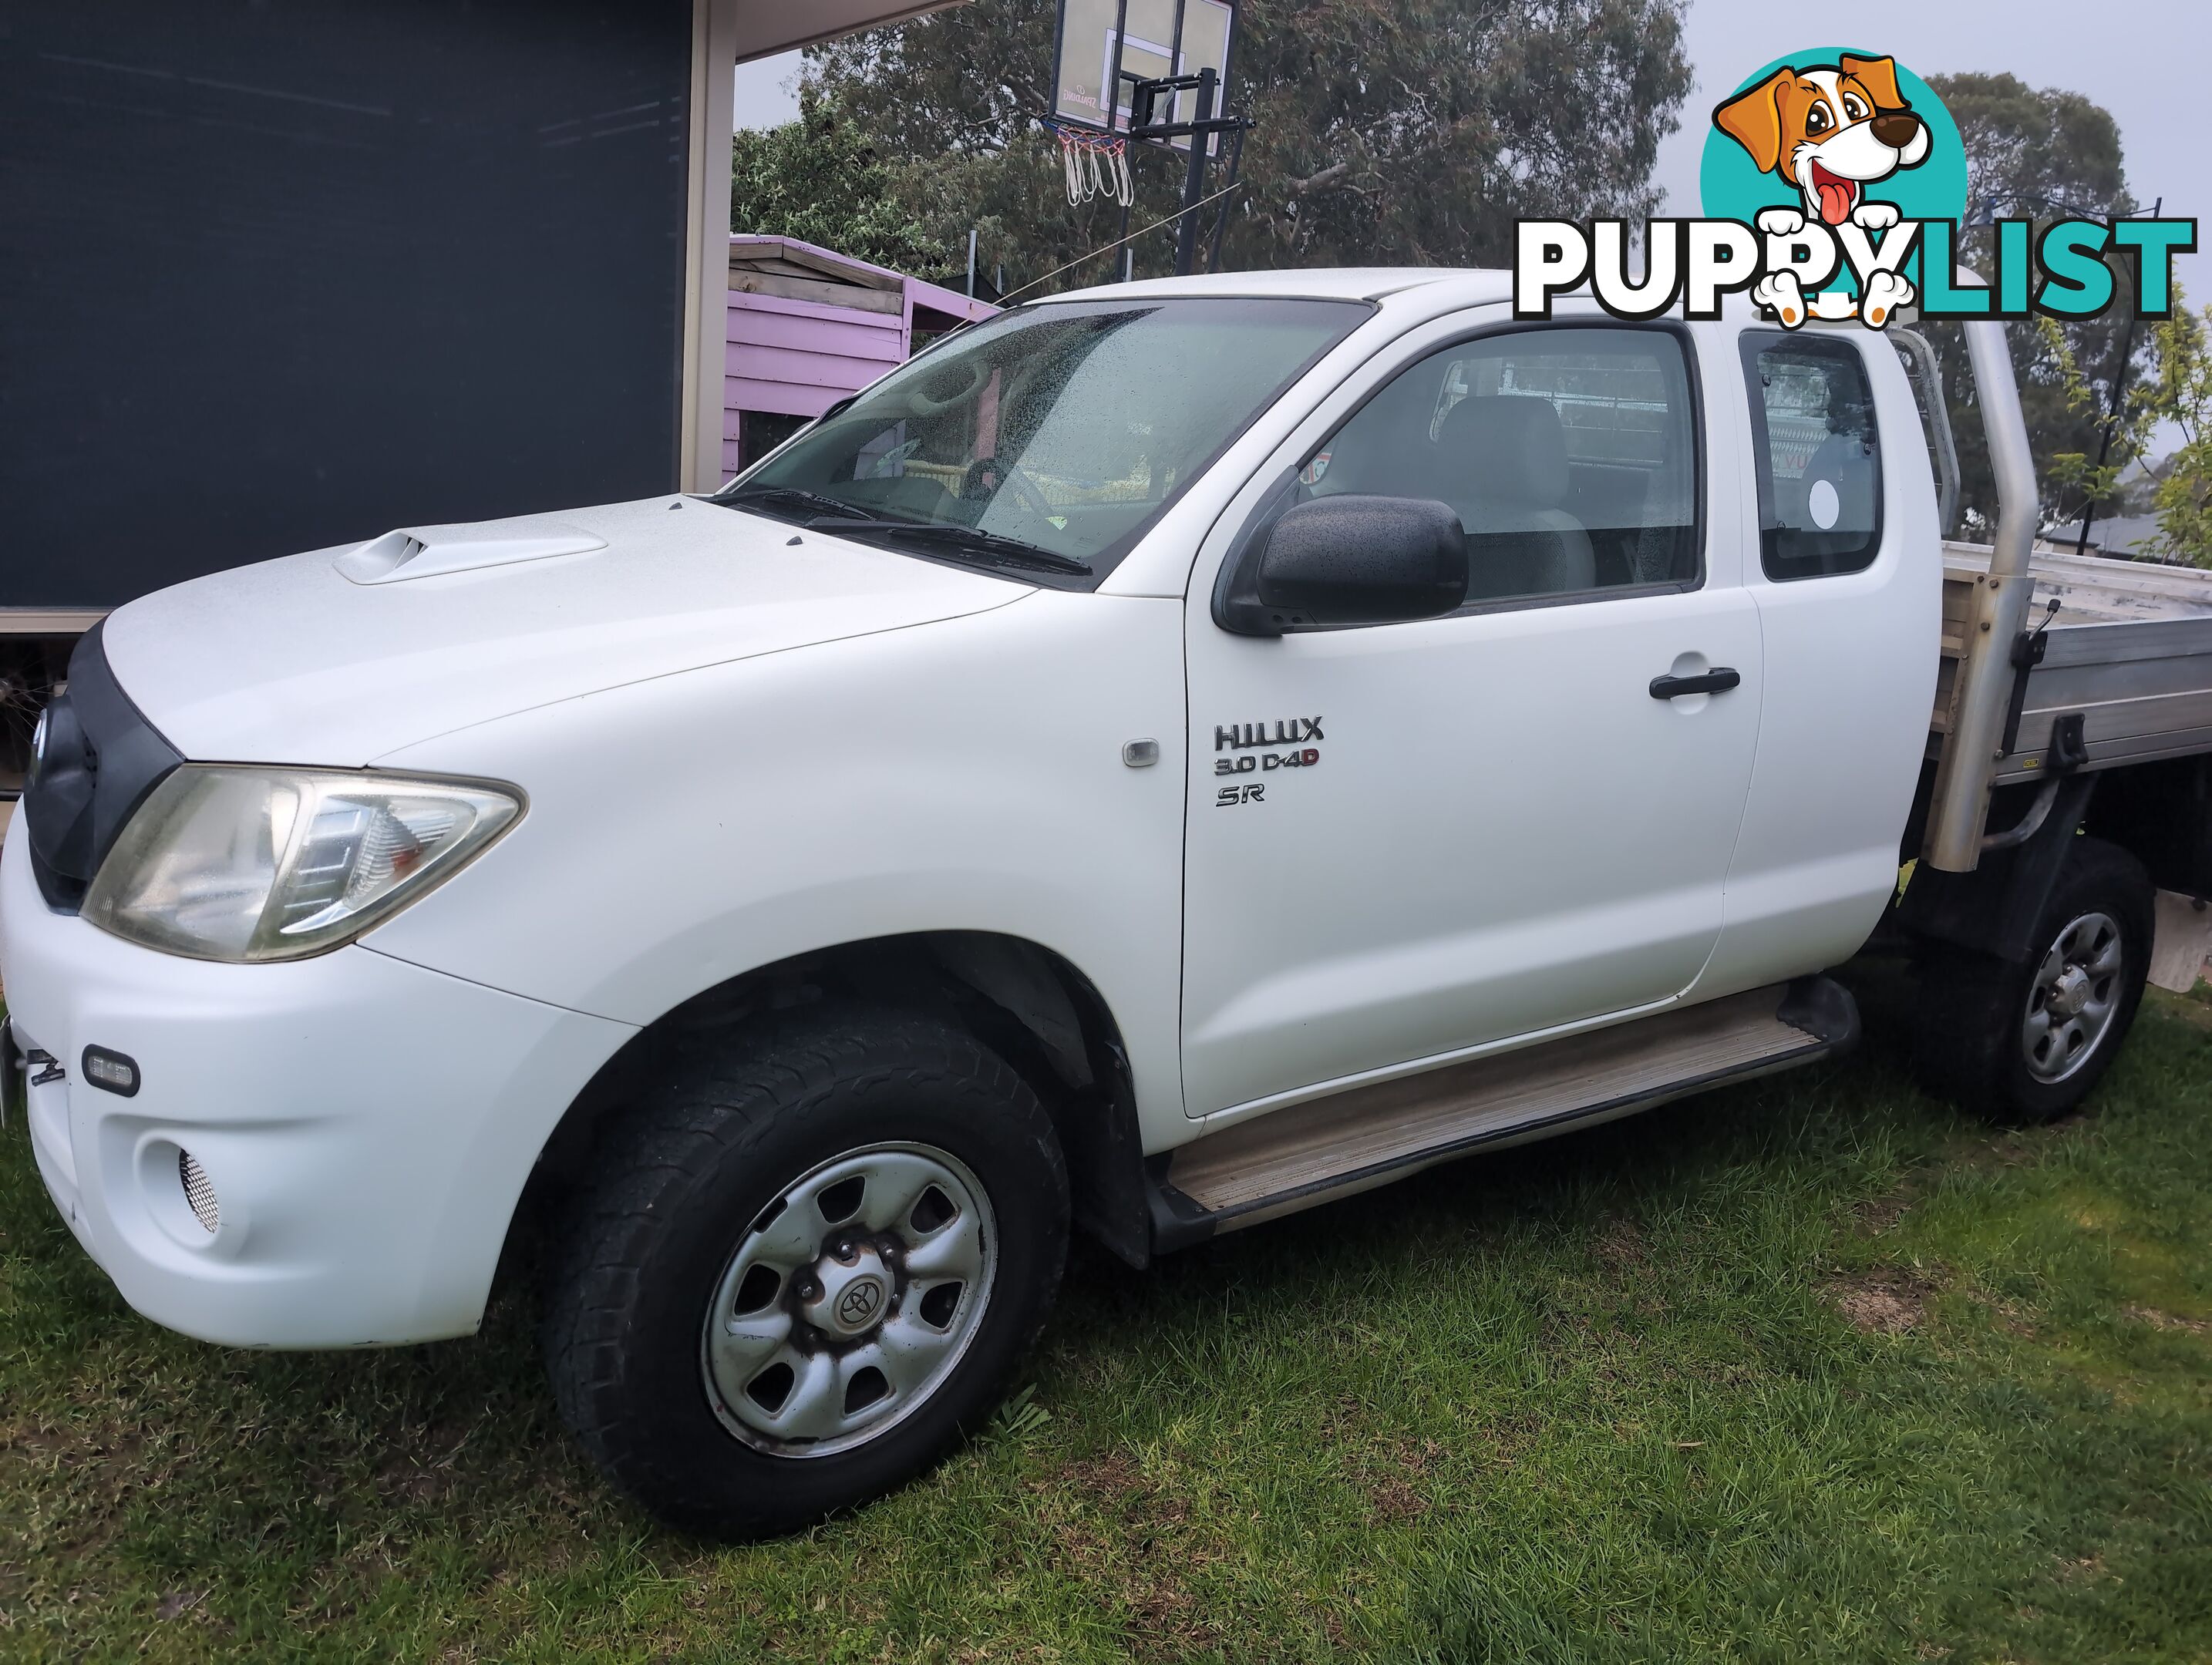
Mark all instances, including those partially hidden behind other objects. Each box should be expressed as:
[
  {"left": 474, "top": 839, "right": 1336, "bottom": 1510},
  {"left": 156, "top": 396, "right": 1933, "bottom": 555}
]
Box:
[{"left": 1149, "top": 977, "right": 1857, "bottom": 1251}]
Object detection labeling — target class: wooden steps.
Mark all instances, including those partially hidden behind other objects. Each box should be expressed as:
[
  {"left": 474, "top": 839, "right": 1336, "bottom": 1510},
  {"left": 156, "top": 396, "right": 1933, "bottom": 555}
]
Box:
[{"left": 1153, "top": 979, "right": 1853, "bottom": 1242}]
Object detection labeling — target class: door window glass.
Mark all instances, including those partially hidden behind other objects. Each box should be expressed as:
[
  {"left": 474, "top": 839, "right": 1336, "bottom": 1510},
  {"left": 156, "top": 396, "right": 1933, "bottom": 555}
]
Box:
[
  {"left": 1301, "top": 325, "right": 1702, "bottom": 604},
  {"left": 1741, "top": 334, "right": 1884, "bottom": 580}
]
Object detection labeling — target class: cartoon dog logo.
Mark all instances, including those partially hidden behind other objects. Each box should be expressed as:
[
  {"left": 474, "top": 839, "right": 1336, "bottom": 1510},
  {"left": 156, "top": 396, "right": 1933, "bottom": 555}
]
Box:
[{"left": 1714, "top": 54, "right": 1931, "bottom": 327}]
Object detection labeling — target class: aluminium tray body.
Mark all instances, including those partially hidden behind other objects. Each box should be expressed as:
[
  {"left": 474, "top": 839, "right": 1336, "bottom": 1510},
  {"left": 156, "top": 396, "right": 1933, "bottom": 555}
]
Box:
[{"left": 1935, "top": 543, "right": 2212, "bottom": 785}]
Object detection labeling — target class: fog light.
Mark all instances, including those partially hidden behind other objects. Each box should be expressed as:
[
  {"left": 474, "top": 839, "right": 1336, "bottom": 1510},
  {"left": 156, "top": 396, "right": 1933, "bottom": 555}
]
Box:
[
  {"left": 177, "top": 1149, "right": 219, "bottom": 1234},
  {"left": 82, "top": 1046, "right": 140, "bottom": 1097}
]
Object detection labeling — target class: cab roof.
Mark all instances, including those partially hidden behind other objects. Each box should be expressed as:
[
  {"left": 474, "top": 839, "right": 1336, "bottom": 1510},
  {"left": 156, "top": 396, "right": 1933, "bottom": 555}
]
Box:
[
  {"left": 1051, "top": 267, "right": 1515, "bottom": 306},
  {"left": 1045, "top": 267, "right": 1867, "bottom": 331}
]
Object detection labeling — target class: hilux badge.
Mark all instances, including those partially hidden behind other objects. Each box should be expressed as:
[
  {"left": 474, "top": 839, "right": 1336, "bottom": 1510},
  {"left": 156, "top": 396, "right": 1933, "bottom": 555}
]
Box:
[{"left": 1214, "top": 718, "right": 1322, "bottom": 750}]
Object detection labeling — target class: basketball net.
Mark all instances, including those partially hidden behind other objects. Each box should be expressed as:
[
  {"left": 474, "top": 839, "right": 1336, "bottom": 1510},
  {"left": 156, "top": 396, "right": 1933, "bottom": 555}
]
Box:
[{"left": 1052, "top": 123, "right": 1134, "bottom": 208}]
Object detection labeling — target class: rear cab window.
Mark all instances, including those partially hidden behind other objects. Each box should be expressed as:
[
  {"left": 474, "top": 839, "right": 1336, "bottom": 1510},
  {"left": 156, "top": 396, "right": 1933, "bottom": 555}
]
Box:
[{"left": 1740, "top": 332, "right": 1883, "bottom": 581}]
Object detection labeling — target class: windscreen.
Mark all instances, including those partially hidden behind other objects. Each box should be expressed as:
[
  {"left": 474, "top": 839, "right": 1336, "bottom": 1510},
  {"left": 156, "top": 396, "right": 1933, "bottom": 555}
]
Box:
[{"left": 717, "top": 297, "right": 1372, "bottom": 583}]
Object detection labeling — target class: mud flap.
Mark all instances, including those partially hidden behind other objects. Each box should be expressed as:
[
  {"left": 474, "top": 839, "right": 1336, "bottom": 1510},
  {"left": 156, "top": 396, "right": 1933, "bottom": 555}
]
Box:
[{"left": 2150, "top": 890, "right": 2212, "bottom": 993}]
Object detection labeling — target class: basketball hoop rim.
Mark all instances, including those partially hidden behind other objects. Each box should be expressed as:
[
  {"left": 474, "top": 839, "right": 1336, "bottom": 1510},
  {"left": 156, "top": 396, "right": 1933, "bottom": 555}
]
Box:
[{"left": 1049, "top": 119, "right": 1128, "bottom": 144}]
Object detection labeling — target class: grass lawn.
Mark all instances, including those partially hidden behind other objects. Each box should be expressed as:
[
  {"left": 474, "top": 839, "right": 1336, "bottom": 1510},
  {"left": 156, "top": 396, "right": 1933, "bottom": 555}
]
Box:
[{"left": 2, "top": 963, "right": 2209, "bottom": 1663}]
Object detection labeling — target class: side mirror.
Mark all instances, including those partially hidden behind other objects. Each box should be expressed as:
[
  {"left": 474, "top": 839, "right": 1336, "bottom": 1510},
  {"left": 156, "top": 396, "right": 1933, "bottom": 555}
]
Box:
[{"left": 1215, "top": 494, "right": 1468, "bottom": 636}]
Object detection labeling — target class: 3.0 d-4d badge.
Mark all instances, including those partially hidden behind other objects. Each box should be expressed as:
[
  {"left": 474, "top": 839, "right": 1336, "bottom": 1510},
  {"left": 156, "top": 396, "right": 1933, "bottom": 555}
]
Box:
[{"left": 1213, "top": 716, "right": 1325, "bottom": 786}]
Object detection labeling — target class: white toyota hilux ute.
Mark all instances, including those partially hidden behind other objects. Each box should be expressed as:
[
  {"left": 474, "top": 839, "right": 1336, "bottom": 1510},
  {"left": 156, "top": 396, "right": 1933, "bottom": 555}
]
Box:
[{"left": 9, "top": 270, "right": 2212, "bottom": 1538}]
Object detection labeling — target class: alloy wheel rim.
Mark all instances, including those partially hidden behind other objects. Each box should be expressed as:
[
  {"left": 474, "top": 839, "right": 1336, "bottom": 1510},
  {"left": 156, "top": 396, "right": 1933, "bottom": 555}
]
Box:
[
  {"left": 2021, "top": 910, "right": 2126, "bottom": 1085},
  {"left": 700, "top": 1142, "right": 996, "bottom": 1457}
]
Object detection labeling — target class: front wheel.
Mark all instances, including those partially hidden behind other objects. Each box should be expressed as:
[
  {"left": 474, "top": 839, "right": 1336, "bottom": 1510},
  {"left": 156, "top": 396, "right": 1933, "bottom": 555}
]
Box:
[
  {"left": 543, "top": 1012, "right": 1069, "bottom": 1538},
  {"left": 1911, "top": 836, "right": 2153, "bottom": 1123}
]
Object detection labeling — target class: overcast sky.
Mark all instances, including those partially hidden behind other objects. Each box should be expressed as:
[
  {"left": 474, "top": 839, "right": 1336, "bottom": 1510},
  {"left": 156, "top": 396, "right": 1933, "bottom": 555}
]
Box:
[
  {"left": 732, "top": 52, "right": 803, "bottom": 130},
  {"left": 735, "top": 0, "right": 2199, "bottom": 294}
]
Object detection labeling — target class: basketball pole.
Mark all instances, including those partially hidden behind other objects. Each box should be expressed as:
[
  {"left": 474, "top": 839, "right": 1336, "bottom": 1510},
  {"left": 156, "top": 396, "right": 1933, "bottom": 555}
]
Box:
[
  {"left": 1171, "top": 69, "right": 1215, "bottom": 277},
  {"left": 1126, "top": 65, "right": 1237, "bottom": 276},
  {"left": 1204, "top": 120, "right": 1244, "bottom": 274},
  {"left": 1106, "top": 0, "right": 1130, "bottom": 277}
]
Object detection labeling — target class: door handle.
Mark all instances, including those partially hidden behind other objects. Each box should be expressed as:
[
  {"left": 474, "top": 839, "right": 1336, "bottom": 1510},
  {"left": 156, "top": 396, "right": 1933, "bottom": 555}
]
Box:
[{"left": 1649, "top": 668, "right": 1742, "bottom": 700}]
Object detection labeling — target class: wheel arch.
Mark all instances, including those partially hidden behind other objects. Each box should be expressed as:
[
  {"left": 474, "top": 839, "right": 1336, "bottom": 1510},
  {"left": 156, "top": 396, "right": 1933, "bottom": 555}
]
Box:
[
  {"left": 1898, "top": 775, "right": 2101, "bottom": 961},
  {"left": 1898, "top": 756, "right": 2212, "bottom": 962},
  {"left": 507, "top": 930, "right": 1155, "bottom": 1284}
]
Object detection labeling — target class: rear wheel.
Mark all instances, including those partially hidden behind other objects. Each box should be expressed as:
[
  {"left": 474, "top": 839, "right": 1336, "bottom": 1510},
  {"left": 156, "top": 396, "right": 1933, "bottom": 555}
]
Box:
[
  {"left": 1911, "top": 836, "right": 2153, "bottom": 1123},
  {"left": 543, "top": 1011, "right": 1068, "bottom": 1539}
]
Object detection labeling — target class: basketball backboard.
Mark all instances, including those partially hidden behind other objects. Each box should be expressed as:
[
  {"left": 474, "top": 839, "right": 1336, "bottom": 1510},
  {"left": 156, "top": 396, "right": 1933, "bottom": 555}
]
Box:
[{"left": 1051, "top": 0, "right": 1234, "bottom": 153}]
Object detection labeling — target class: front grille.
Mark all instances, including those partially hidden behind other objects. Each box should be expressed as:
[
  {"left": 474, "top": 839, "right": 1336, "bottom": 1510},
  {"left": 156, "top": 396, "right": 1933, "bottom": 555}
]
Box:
[{"left": 178, "top": 1149, "right": 219, "bottom": 1233}]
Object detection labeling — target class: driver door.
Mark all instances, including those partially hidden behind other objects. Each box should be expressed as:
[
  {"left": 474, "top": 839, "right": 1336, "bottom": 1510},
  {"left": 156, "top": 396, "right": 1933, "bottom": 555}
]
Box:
[{"left": 1180, "top": 315, "right": 1763, "bottom": 1118}]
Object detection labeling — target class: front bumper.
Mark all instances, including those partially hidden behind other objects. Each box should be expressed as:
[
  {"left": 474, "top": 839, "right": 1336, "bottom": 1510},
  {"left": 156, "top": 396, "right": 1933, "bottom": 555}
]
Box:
[{"left": 0, "top": 814, "right": 635, "bottom": 1347}]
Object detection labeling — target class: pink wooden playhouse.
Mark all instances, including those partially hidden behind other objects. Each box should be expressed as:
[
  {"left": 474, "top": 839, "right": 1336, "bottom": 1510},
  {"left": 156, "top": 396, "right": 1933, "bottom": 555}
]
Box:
[{"left": 721, "top": 234, "right": 998, "bottom": 483}]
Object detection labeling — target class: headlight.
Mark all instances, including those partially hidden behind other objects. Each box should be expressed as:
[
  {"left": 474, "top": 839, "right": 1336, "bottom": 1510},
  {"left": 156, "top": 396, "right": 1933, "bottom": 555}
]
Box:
[{"left": 82, "top": 767, "right": 522, "bottom": 963}]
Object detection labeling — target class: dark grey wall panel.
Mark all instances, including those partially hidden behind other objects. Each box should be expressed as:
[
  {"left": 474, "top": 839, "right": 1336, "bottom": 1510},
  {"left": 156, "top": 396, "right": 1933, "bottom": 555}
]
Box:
[{"left": 0, "top": 0, "right": 693, "bottom": 607}]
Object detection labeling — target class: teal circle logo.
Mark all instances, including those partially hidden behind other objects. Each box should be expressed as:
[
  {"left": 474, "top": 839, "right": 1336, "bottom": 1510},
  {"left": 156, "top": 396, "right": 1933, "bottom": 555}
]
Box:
[{"left": 1700, "top": 49, "right": 1966, "bottom": 242}]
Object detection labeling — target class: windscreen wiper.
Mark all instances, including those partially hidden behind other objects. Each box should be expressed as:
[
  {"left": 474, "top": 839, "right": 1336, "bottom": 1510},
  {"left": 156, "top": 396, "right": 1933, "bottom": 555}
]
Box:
[
  {"left": 816, "top": 520, "right": 1093, "bottom": 577},
  {"left": 717, "top": 485, "right": 878, "bottom": 523}
]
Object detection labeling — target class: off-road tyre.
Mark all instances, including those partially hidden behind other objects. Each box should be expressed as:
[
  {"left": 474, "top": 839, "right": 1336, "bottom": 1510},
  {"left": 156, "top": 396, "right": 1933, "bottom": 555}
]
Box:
[
  {"left": 542, "top": 1010, "right": 1069, "bottom": 1539},
  {"left": 1911, "top": 836, "right": 2153, "bottom": 1124}
]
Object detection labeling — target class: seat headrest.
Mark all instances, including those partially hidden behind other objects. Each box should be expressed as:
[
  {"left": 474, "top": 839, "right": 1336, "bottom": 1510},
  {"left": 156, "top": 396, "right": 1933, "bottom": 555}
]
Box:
[{"left": 1441, "top": 395, "right": 1570, "bottom": 510}]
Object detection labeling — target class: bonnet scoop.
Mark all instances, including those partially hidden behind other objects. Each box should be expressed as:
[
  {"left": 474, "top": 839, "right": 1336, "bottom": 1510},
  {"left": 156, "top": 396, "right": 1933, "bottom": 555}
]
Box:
[{"left": 335, "top": 521, "right": 608, "bottom": 585}]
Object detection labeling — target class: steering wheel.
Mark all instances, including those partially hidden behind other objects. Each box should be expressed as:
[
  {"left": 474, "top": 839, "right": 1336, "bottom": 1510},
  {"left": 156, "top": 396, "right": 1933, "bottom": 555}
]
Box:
[
  {"left": 907, "top": 358, "right": 990, "bottom": 416},
  {"left": 960, "top": 456, "right": 1055, "bottom": 522}
]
